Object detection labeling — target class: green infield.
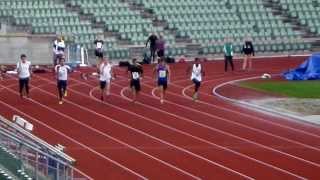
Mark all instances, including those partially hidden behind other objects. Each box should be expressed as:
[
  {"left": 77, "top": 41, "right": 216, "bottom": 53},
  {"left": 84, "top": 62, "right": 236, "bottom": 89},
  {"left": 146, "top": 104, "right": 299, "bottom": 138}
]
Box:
[{"left": 239, "top": 80, "right": 320, "bottom": 98}]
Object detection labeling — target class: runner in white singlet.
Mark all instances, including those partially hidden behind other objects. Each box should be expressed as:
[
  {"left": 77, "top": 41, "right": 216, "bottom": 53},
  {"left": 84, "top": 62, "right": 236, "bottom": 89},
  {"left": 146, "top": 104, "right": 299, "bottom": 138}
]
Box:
[{"left": 187, "top": 58, "right": 205, "bottom": 101}]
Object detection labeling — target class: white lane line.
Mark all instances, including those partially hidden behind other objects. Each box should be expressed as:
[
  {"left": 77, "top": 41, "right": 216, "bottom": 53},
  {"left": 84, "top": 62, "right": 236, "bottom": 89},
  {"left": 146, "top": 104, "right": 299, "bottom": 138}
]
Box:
[
  {"left": 74, "top": 78, "right": 307, "bottom": 179},
  {"left": 146, "top": 85, "right": 320, "bottom": 168},
  {"left": 119, "top": 86, "right": 307, "bottom": 179},
  {"left": 12, "top": 77, "right": 202, "bottom": 180},
  {"left": 37, "top": 75, "right": 253, "bottom": 179},
  {"left": 144, "top": 81, "right": 320, "bottom": 154},
  {"left": 0, "top": 97, "right": 145, "bottom": 180},
  {"left": 178, "top": 78, "right": 320, "bottom": 137},
  {"left": 211, "top": 75, "right": 320, "bottom": 128},
  {"left": 86, "top": 86, "right": 253, "bottom": 180}
]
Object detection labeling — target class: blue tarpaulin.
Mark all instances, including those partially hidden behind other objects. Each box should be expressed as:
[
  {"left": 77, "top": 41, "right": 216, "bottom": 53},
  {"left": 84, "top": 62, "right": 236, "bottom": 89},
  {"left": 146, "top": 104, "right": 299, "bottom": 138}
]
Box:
[{"left": 283, "top": 53, "right": 320, "bottom": 80}]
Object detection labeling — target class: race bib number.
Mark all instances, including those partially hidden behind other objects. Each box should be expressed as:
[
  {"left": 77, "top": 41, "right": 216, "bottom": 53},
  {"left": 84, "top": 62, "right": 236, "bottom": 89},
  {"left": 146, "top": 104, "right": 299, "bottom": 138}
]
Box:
[
  {"left": 132, "top": 72, "right": 140, "bottom": 80},
  {"left": 59, "top": 70, "right": 64, "bottom": 76},
  {"left": 59, "top": 68, "right": 66, "bottom": 77},
  {"left": 159, "top": 70, "right": 166, "bottom": 78},
  {"left": 194, "top": 71, "right": 201, "bottom": 77},
  {"left": 96, "top": 42, "right": 102, "bottom": 49}
]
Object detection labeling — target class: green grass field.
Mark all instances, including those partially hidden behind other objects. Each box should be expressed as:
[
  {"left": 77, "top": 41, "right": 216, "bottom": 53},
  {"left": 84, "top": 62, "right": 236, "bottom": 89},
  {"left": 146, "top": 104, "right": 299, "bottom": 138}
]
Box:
[{"left": 239, "top": 80, "right": 320, "bottom": 98}]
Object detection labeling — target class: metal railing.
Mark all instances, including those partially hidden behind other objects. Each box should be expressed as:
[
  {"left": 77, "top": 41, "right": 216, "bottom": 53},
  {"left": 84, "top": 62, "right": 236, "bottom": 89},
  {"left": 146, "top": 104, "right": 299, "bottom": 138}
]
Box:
[
  {"left": 0, "top": 115, "right": 92, "bottom": 180},
  {"left": 66, "top": 44, "right": 90, "bottom": 67}
]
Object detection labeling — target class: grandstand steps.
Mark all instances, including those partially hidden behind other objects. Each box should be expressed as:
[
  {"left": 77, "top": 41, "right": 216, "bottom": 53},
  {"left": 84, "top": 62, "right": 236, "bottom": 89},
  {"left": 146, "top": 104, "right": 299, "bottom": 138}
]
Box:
[
  {"left": 102, "top": 31, "right": 134, "bottom": 47},
  {"left": 13, "top": 25, "right": 33, "bottom": 34},
  {"left": 64, "top": 1, "right": 82, "bottom": 13},
  {"left": 64, "top": 1, "right": 106, "bottom": 36},
  {"left": 122, "top": 1, "right": 167, "bottom": 28},
  {"left": 65, "top": 1, "right": 98, "bottom": 25},
  {"left": 8, "top": 21, "right": 33, "bottom": 34},
  {"left": 117, "top": 39, "right": 133, "bottom": 46},
  {"left": 262, "top": 0, "right": 317, "bottom": 39},
  {"left": 0, "top": 164, "right": 20, "bottom": 180},
  {"left": 311, "top": 40, "right": 320, "bottom": 51},
  {"left": 64, "top": 0, "right": 132, "bottom": 48},
  {"left": 128, "top": 46, "right": 145, "bottom": 58},
  {"left": 122, "top": 0, "right": 194, "bottom": 47},
  {"left": 185, "top": 44, "right": 202, "bottom": 57},
  {"left": 0, "top": 16, "right": 33, "bottom": 34},
  {"left": 0, "top": 17, "right": 14, "bottom": 28}
]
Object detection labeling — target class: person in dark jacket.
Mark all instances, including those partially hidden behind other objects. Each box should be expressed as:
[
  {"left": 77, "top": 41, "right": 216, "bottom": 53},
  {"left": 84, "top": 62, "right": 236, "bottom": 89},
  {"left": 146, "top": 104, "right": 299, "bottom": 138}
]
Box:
[
  {"left": 156, "top": 35, "right": 165, "bottom": 58},
  {"left": 127, "top": 58, "right": 143, "bottom": 103},
  {"left": 146, "top": 33, "right": 158, "bottom": 63},
  {"left": 94, "top": 38, "right": 104, "bottom": 61},
  {"left": 242, "top": 38, "right": 255, "bottom": 71}
]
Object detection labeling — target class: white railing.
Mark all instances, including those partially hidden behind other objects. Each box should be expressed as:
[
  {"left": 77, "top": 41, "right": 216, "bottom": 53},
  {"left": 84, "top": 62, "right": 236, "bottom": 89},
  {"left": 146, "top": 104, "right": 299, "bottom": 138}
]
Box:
[{"left": 0, "top": 115, "right": 93, "bottom": 180}]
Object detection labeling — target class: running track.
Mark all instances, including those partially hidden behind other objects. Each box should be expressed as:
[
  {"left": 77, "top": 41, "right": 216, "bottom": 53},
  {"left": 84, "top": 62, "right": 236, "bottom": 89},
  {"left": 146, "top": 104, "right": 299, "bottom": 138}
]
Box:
[{"left": 1, "top": 57, "right": 320, "bottom": 179}]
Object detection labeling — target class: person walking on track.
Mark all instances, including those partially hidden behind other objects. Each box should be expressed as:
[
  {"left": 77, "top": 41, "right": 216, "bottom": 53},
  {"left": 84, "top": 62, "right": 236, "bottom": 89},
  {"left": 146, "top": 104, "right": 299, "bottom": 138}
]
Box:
[
  {"left": 127, "top": 58, "right": 143, "bottom": 103},
  {"left": 17, "top": 54, "right": 32, "bottom": 98},
  {"left": 98, "top": 58, "right": 114, "bottom": 101},
  {"left": 153, "top": 58, "right": 170, "bottom": 104},
  {"left": 55, "top": 57, "right": 71, "bottom": 105},
  {"left": 187, "top": 58, "right": 205, "bottom": 101}
]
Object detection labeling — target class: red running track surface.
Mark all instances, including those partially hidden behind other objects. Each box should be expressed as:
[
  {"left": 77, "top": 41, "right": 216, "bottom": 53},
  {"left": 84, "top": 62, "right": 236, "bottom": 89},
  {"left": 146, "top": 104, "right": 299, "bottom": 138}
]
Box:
[{"left": 1, "top": 56, "right": 320, "bottom": 180}]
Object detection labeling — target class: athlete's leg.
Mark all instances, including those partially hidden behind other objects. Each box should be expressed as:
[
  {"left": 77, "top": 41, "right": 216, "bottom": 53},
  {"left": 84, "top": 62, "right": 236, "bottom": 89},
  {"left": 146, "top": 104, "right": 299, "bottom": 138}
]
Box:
[
  {"left": 132, "top": 87, "right": 137, "bottom": 102},
  {"left": 57, "top": 80, "right": 64, "bottom": 104},
  {"left": 62, "top": 81, "right": 67, "bottom": 97},
  {"left": 192, "top": 79, "right": 200, "bottom": 101},
  {"left": 248, "top": 54, "right": 252, "bottom": 70},
  {"left": 242, "top": 55, "right": 248, "bottom": 70},
  {"left": 161, "top": 81, "right": 167, "bottom": 104},
  {"left": 106, "top": 81, "right": 111, "bottom": 96},
  {"left": 25, "top": 78, "right": 30, "bottom": 97},
  {"left": 100, "top": 81, "right": 106, "bottom": 101},
  {"left": 229, "top": 56, "right": 234, "bottom": 71},
  {"left": 19, "top": 78, "right": 24, "bottom": 98},
  {"left": 224, "top": 56, "right": 228, "bottom": 72},
  {"left": 159, "top": 85, "right": 164, "bottom": 104}
]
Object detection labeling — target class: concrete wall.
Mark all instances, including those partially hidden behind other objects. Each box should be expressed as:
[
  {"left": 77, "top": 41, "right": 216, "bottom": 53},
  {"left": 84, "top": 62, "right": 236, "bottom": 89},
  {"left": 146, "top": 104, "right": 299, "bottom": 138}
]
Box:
[{"left": 0, "top": 34, "right": 55, "bottom": 65}]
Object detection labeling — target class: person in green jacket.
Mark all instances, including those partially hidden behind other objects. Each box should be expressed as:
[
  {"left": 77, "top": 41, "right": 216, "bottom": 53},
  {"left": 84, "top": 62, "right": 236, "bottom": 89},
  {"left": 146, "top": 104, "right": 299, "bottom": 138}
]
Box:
[{"left": 223, "top": 38, "right": 234, "bottom": 72}]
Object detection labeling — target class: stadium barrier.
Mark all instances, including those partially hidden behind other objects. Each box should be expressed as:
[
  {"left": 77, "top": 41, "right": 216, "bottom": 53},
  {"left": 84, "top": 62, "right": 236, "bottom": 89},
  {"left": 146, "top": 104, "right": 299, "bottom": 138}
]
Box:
[
  {"left": 66, "top": 44, "right": 90, "bottom": 67},
  {"left": 0, "top": 115, "right": 92, "bottom": 180}
]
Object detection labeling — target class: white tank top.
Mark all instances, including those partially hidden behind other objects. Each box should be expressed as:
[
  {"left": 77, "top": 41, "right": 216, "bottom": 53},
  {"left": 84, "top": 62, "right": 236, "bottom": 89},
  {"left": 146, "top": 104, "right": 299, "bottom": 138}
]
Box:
[
  {"left": 191, "top": 64, "right": 202, "bottom": 81},
  {"left": 99, "top": 63, "right": 112, "bottom": 81},
  {"left": 17, "top": 61, "right": 31, "bottom": 79},
  {"left": 55, "top": 65, "right": 71, "bottom": 81}
]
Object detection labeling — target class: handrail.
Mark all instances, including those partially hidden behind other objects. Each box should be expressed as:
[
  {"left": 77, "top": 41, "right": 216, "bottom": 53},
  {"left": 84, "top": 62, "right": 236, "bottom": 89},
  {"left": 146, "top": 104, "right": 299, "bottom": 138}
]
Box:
[
  {"left": 0, "top": 115, "right": 75, "bottom": 164},
  {"left": 84, "top": 47, "right": 90, "bottom": 66},
  {"left": 0, "top": 127, "right": 72, "bottom": 167}
]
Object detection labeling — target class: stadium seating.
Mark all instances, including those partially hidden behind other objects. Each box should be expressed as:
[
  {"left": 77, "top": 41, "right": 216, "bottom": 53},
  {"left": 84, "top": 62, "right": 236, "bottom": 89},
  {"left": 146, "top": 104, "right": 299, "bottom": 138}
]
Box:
[
  {"left": 0, "top": 1, "right": 97, "bottom": 38},
  {"left": 0, "top": 0, "right": 130, "bottom": 59},
  {"left": 68, "top": 0, "right": 187, "bottom": 57},
  {"left": 0, "top": 146, "right": 23, "bottom": 179},
  {"left": 135, "top": 0, "right": 312, "bottom": 54},
  {"left": 0, "top": 114, "right": 78, "bottom": 180},
  {"left": 272, "top": 0, "right": 320, "bottom": 35},
  {"left": 0, "top": 0, "right": 316, "bottom": 59},
  {"left": 69, "top": 0, "right": 174, "bottom": 44}
]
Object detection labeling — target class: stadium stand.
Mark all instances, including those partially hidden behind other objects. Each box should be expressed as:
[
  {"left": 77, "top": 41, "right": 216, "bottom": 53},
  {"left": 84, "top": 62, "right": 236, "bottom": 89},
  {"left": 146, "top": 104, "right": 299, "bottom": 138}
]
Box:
[
  {"left": 271, "top": 0, "right": 320, "bottom": 35},
  {"left": 67, "top": 0, "right": 188, "bottom": 57},
  {"left": 135, "top": 0, "right": 315, "bottom": 55},
  {"left": 0, "top": 0, "right": 319, "bottom": 59},
  {"left": 0, "top": 115, "right": 89, "bottom": 180}
]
